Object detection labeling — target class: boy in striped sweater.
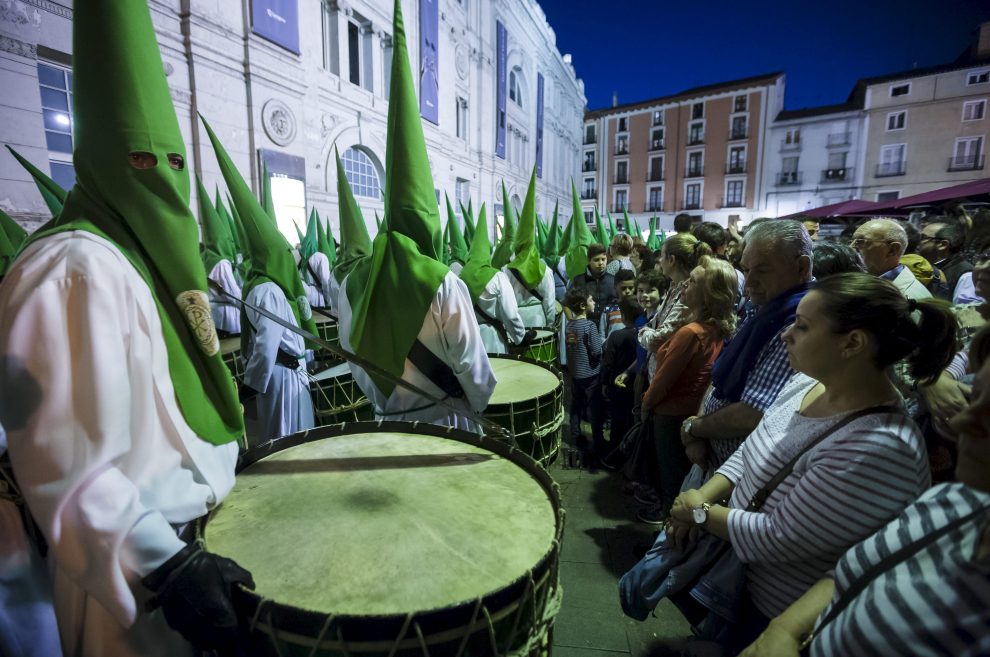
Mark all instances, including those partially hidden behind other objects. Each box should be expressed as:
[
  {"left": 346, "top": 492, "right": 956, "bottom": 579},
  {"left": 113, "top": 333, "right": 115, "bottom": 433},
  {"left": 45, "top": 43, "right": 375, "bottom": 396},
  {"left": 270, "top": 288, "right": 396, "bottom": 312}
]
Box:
[{"left": 565, "top": 286, "right": 605, "bottom": 456}]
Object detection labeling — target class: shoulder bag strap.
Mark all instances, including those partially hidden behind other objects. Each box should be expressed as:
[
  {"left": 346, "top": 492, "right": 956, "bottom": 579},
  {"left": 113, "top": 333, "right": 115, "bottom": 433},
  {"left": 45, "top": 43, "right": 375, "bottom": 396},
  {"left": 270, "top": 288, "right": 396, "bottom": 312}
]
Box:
[
  {"left": 801, "top": 505, "right": 989, "bottom": 654},
  {"left": 508, "top": 267, "right": 544, "bottom": 303},
  {"left": 474, "top": 303, "right": 511, "bottom": 346},
  {"left": 748, "top": 406, "right": 899, "bottom": 512},
  {"left": 407, "top": 339, "right": 466, "bottom": 399}
]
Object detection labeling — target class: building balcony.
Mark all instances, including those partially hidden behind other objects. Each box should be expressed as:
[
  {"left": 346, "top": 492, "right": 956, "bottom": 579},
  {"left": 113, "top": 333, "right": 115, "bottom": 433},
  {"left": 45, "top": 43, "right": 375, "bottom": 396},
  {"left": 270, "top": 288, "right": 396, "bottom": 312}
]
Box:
[
  {"left": 780, "top": 139, "right": 801, "bottom": 152},
  {"left": 729, "top": 130, "right": 748, "bottom": 141},
  {"left": 681, "top": 200, "right": 701, "bottom": 211},
  {"left": 875, "top": 162, "right": 906, "bottom": 177},
  {"left": 649, "top": 139, "right": 665, "bottom": 151},
  {"left": 948, "top": 155, "right": 985, "bottom": 172},
  {"left": 647, "top": 170, "right": 664, "bottom": 182},
  {"left": 614, "top": 174, "right": 629, "bottom": 185},
  {"left": 612, "top": 204, "right": 629, "bottom": 213},
  {"left": 776, "top": 171, "right": 802, "bottom": 186},
  {"left": 821, "top": 167, "right": 853, "bottom": 183},
  {"left": 685, "top": 167, "right": 704, "bottom": 179},
  {"left": 718, "top": 196, "right": 745, "bottom": 209},
  {"left": 827, "top": 132, "right": 851, "bottom": 148},
  {"left": 652, "top": 118, "right": 664, "bottom": 127},
  {"left": 580, "top": 190, "right": 597, "bottom": 200},
  {"left": 582, "top": 162, "right": 597, "bottom": 172},
  {"left": 645, "top": 202, "right": 663, "bottom": 212},
  {"left": 614, "top": 145, "right": 629, "bottom": 156},
  {"left": 687, "top": 134, "right": 705, "bottom": 146},
  {"left": 726, "top": 163, "right": 747, "bottom": 175},
  {"left": 583, "top": 134, "right": 596, "bottom": 145}
]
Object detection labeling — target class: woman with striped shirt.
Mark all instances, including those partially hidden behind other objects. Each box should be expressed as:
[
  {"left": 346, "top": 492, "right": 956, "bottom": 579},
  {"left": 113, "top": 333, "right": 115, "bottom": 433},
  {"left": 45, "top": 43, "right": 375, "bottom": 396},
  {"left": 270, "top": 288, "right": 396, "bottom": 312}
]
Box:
[
  {"left": 740, "top": 323, "right": 990, "bottom": 657},
  {"left": 666, "top": 273, "right": 957, "bottom": 651}
]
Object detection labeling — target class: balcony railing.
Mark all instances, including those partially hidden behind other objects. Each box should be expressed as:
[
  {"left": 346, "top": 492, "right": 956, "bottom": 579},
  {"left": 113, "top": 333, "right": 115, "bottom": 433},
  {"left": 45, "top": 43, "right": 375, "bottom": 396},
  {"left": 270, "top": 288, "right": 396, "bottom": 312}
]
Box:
[
  {"left": 876, "top": 162, "right": 906, "bottom": 177},
  {"left": 614, "top": 144, "right": 629, "bottom": 156},
  {"left": 652, "top": 117, "right": 664, "bottom": 126},
  {"left": 614, "top": 174, "right": 629, "bottom": 184},
  {"left": 582, "top": 161, "right": 597, "bottom": 172},
  {"left": 612, "top": 204, "right": 629, "bottom": 213},
  {"left": 583, "top": 134, "right": 596, "bottom": 145},
  {"left": 821, "top": 167, "right": 853, "bottom": 183},
  {"left": 718, "top": 195, "right": 745, "bottom": 209},
  {"left": 827, "top": 132, "right": 851, "bottom": 147},
  {"left": 580, "top": 190, "right": 597, "bottom": 200},
  {"left": 687, "top": 133, "right": 705, "bottom": 145},
  {"left": 726, "top": 163, "right": 747, "bottom": 175},
  {"left": 776, "top": 171, "right": 802, "bottom": 186},
  {"left": 648, "top": 170, "right": 664, "bottom": 182},
  {"left": 948, "top": 155, "right": 985, "bottom": 172},
  {"left": 780, "top": 139, "right": 801, "bottom": 152},
  {"left": 645, "top": 202, "right": 663, "bottom": 212},
  {"left": 685, "top": 167, "right": 704, "bottom": 179},
  {"left": 729, "top": 130, "right": 747, "bottom": 141},
  {"left": 649, "top": 139, "right": 665, "bottom": 151},
  {"left": 681, "top": 200, "right": 701, "bottom": 211}
]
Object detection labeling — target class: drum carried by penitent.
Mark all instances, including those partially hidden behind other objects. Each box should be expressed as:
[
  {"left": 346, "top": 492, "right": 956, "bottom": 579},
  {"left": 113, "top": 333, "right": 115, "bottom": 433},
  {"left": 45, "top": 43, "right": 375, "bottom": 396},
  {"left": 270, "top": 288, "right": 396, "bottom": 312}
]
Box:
[
  {"left": 220, "top": 337, "right": 243, "bottom": 385},
  {"left": 197, "top": 421, "right": 563, "bottom": 657},
  {"left": 483, "top": 355, "right": 563, "bottom": 467},
  {"left": 313, "top": 312, "right": 340, "bottom": 360},
  {"left": 309, "top": 360, "right": 374, "bottom": 426},
  {"left": 509, "top": 330, "right": 556, "bottom": 368}
]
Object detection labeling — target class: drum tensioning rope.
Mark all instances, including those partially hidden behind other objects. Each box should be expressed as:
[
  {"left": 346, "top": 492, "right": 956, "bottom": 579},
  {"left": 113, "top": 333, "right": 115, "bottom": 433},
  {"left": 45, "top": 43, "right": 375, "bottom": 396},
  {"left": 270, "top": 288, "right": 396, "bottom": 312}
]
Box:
[
  {"left": 302, "top": 369, "right": 370, "bottom": 418},
  {"left": 208, "top": 280, "right": 513, "bottom": 443}
]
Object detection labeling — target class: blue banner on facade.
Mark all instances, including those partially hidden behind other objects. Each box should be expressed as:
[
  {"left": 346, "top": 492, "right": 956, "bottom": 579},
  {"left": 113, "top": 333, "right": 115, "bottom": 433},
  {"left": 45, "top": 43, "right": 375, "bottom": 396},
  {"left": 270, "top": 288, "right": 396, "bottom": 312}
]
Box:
[
  {"left": 420, "top": 0, "right": 439, "bottom": 125},
  {"left": 251, "top": 0, "right": 300, "bottom": 54},
  {"left": 496, "top": 21, "right": 507, "bottom": 159},
  {"left": 536, "top": 73, "right": 544, "bottom": 178}
]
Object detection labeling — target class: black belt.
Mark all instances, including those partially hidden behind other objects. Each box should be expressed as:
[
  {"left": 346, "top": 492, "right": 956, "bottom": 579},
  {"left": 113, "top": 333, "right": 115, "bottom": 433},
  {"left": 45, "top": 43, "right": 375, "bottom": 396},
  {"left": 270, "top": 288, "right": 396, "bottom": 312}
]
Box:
[{"left": 276, "top": 348, "right": 302, "bottom": 370}]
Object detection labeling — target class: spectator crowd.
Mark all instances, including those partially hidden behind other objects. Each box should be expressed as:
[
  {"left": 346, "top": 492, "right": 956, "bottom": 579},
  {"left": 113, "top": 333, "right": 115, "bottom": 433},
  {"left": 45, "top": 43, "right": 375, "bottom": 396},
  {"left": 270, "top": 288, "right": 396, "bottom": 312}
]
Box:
[{"left": 558, "top": 210, "right": 990, "bottom": 656}]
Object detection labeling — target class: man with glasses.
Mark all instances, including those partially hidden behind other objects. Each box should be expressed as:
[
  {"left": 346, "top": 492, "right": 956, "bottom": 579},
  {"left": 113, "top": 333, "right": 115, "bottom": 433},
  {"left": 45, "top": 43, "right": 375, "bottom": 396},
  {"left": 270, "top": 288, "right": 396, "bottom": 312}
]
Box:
[
  {"left": 851, "top": 219, "right": 931, "bottom": 301},
  {"left": 917, "top": 221, "right": 973, "bottom": 301}
]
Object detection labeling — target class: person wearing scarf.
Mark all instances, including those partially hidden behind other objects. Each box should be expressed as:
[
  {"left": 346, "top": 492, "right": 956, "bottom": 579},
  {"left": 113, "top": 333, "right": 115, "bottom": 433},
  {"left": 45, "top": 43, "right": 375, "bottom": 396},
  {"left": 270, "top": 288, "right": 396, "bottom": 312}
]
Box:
[
  {"left": 0, "top": 2, "right": 253, "bottom": 654},
  {"left": 336, "top": 0, "right": 495, "bottom": 433},
  {"left": 504, "top": 166, "right": 556, "bottom": 328},
  {"left": 459, "top": 204, "right": 529, "bottom": 354},
  {"left": 298, "top": 207, "right": 332, "bottom": 308},
  {"left": 203, "top": 116, "right": 317, "bottom": 444},
  {"left": 197, "top": 174, "right": 241, "bottom": 336}
]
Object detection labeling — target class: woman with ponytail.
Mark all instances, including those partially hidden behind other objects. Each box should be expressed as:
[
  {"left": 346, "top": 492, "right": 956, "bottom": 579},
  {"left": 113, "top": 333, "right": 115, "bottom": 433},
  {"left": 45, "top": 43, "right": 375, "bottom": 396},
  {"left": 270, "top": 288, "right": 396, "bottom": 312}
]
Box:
[{"left": 656, "top": 273, "right": 952, "bottom": 652}]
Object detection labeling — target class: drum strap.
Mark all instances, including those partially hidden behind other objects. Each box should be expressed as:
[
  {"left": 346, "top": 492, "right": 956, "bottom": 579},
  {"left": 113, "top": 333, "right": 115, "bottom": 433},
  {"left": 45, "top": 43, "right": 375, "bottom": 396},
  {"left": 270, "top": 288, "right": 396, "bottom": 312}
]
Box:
[
  {"left": 474, "top": 303, "right": 510, "bottom": 346},
  {"left": 407, "top": 339, "right": 466, "bottom": 399},
  {"left": 508, "top": 267, "right": 544, "bottom": 303}
]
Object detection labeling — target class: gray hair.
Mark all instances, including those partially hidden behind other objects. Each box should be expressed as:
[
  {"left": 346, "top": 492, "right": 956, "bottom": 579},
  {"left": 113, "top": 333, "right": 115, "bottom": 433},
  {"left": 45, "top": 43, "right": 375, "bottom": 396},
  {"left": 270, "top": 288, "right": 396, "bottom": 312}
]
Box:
[
  {"left": 865, "top": 219, "right": 908, "bottom": 252},
  {"left": 742, "top": 219, "right": 813, "bottom": 262}
]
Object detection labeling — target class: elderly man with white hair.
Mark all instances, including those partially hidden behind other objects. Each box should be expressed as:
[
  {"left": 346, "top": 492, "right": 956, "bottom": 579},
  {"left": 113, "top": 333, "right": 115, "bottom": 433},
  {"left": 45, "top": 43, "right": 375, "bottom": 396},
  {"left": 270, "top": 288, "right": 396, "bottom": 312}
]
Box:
[{"left": 851, "top": 219, "right": 932, "bottom": 301}]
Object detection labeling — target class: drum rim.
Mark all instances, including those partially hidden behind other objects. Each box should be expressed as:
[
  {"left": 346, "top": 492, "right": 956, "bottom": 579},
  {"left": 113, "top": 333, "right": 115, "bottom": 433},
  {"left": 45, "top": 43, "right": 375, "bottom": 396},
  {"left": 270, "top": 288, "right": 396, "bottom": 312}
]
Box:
[
  {"left": 200, "top": 420, "right": 563, "bottom": 647},
  {"left": 486, "top": 354, "right": 562, "bottom": 409}
]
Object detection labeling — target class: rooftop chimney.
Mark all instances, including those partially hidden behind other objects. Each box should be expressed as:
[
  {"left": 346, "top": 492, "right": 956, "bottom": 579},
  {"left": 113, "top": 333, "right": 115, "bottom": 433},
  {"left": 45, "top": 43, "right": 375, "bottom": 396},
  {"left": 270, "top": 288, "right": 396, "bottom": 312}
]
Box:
[
  {"left": 612, "top": 91, "right": 617, "bottom": 107},
  {"left": 972, "top": 21, "right": 990, "bottom": 61}
]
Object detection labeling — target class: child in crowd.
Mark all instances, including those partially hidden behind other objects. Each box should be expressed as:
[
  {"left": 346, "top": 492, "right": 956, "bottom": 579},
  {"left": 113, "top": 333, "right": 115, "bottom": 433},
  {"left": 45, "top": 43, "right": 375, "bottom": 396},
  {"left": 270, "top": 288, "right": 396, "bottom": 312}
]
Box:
[
  {"left": 598, "top": 269, "right": 637, "bottom": 341},
  {"left": 614, "top": 270, "right": 668, "bottom": 389},
  {"left": 567, "top": 243, "right": 615, "bottom": 325},
  {"left": 564, "top": 286, "right": 605, "bottom": 456},
  {"left": 601, "top": 295, "right": 643, "bottom": 451}
]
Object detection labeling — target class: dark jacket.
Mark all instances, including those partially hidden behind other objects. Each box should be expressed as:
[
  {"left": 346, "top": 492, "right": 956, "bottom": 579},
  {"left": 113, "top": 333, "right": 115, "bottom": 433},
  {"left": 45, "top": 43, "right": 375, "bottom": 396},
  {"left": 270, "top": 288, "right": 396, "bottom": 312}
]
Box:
[
  {"left": 602, "top": 326, "right": 637, "bottom": 399},
  {"left": 935, "top": 254, "right": 973, "bottom": 301},
  {"left": 569, "top": 268, "right": 615, "bottom": 325}
]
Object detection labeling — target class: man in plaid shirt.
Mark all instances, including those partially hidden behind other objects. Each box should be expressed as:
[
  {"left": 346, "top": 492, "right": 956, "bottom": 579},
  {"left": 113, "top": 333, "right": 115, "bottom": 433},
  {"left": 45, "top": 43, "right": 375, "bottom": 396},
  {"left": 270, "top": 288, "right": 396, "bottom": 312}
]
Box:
[{"left": 679, "top": 220, "right": 814, "bottom": 471}]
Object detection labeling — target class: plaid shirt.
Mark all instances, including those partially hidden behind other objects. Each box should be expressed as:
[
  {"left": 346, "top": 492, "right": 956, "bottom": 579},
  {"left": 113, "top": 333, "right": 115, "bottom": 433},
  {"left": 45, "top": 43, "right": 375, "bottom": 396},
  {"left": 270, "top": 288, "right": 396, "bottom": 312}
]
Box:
[{"left": 703, "top": 303, "right": 798, "bottom": 467}]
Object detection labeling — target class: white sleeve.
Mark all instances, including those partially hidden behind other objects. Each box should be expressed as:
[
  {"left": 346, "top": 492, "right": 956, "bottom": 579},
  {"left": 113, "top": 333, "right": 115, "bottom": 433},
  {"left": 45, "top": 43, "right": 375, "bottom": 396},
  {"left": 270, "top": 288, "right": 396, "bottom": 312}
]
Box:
[
  {"left": 494, "top": 273, "right": 527, "bottom": 345},
  {"left": 214, "top": 260, "right": 242, "bottom": 300},
  {"left": 328, "top": 271, "right": 341, "bottom": 312},
  {"left": 316, "top": 256, "right": 333, "bottom": 307},
  {"left": 243, "top": 285, "right": 284, "bottom": 393},
  {"left": 0, "top": 268, "right": 185, "bottom": 627},
  {"left": 440, "top": 275, "right": 496, "bottom": 412},
  {"left": 540, "top": 268, "right": 556, "bottom": 325},
  {"left": 954, "top": 272, "right": 976, "bottom": 304}
]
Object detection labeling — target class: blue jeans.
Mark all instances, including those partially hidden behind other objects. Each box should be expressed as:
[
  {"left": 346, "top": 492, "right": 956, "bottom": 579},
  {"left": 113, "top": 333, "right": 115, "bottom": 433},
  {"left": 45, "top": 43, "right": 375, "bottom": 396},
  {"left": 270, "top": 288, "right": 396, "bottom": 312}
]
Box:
[{"left": 570, "top": 374, "right": 605, "bottom": 451}]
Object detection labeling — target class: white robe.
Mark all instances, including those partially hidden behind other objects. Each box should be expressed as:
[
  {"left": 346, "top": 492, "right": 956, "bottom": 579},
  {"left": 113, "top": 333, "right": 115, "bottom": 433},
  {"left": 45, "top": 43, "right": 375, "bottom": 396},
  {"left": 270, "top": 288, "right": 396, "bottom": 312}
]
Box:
[
  {"left": 243, "top": 282, "right": 315, "bottom": 441},
  {"left": 473, "top": 271, "right": 526, "bottom": 354},
  {"left": 503, "top": 265, "right": 556, "bottom": 328},
  {"left": 449, "top": 261, "right": 464, "bottom": 276},
  {"left": 328, "top": 271, "right": 342, "bottom": 313},
  {"left": 207, "top": 259, "right": 241, "bottom": 334},
  {"left": 0, "top": 231, "right": 239, "bottom": 657},
  {"left": 301, "top": 252, "right": 332, "bottom": 309},
  {"left": 338, "top": 271, "right": 496, "bottom": 433}
]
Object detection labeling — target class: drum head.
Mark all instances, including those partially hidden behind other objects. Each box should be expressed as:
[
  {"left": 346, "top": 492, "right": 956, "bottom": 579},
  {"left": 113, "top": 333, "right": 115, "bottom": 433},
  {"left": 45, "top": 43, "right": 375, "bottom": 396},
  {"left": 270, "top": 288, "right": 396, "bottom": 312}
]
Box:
[
  {"left": 219, "top": 337, "right": 240, "bottom": 356},
  {"left": 489, "top": 359, "right": 559, "bottom": 404},
  {"left": 314, "top": 362, "right": 352, "bottom": 381},
  {"left": 533, "top": 330, "right": 553, "bottom": 340},
  {"left": 205, "top": 431, "right": 556, "bottom": 616}
]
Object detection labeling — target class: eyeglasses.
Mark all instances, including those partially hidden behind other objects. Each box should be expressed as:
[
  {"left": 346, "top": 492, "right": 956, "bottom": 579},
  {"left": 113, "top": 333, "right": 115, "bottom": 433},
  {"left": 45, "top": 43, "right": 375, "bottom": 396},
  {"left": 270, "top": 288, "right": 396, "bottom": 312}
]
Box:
[{"left": 849, "top": 238, "right": 895, "bottom": 248}]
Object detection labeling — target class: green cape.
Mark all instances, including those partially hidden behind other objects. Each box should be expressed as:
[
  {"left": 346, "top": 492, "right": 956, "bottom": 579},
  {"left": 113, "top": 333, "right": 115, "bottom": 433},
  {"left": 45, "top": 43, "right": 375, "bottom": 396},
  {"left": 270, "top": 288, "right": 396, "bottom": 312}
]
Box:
[
  {"left": 344, "top": 0, "right": 451, "bottom": 396},
  {"left": 333, "top": 148, "right": 372, "bottom": 281},
  {"left": 197, "top": 173, "right": 235, "bottom": 275},
  {"left": 6, "top": 146, "right": 66, "bottom": 216},
  {"left": 490, "top": 180, "right": 517, "bottom": 269},
  {"left": 22, "top": 0, "right": 243, "bottom": 444},
  {"left": 506, "top": 166, "right": 546, "bottom": 288},
  {"left": 564, "top": 178, "right": 595, "bottom": 278},
  {"left": 458, "top": 204, "right": 499, "bottom": 304},
  {"left": 594, "top": 206, "right": 608, "bottom": 246},
  {"left": 201, "top": 116, "right": 318, "bottom": 352},
  {"left": 316, "top": 208, "right": 336, "bottom": 270},
  {"left": 445, "top": 194, "right": 469, "bottom": 265},
  {"left": 299, "top": 207, "right": 319, "bottom": 261},
  {"left": 460, "top": 200, "right": 475, "bottom": 245},
  {"left": 0, "top": 208, "right": 21, "bottom": 276}
]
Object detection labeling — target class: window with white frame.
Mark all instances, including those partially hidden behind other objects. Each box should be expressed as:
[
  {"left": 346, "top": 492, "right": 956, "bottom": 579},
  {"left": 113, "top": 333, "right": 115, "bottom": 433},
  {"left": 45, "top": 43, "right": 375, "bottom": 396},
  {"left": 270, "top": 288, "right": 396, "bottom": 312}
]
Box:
[
  {"left": 785, "top": 128, "right": 800, "bottom": 144},
  {"left": 648, "top": 187, "right": 662, "bottom": 211},
  {"left": 952, "top": 137, "right": 984, "bottom": 170},
  {"left": 584, "top": 210, "right": 594, "bottom": 224},
  {"left": 649, "top": 155, "right": 663, "bottom": 181},
  {"left": 878, "top": 144, "right": 906, "bottom": 176},
  {"left": 652, "top": 110, "right": 663, "bottom": 126},
  {"left": 828, "top": 152, "right": 847, "bottom": 170},
  {"left": 651, "top": 128, "right": 664, "bottom": 150},
  {"left": 889, "top": 83, "right": 911, "bottom": 97},
  {"left": 508, "top": 69, "right": 523, "bottom": 108},
  {"left": 321, "top": 1, "right": 340, "bottom": 75},
  {"left": 37, "top": 61, "right": 75, "bottom": 192},
  {"left": 886, "top": 111, "right": 906, "bottom": 131},
  {"left": 734, "top": 95, "right": 747, "bottom": 112},
  {"left": 618, "top": 117, "right": 628, "bottom": 132},
  {"left": 728, "top": 147, "right": 745, "bottom": 173},
  {"left": 615, "top": 160, "right": 628, "bottom": 183},
  {"left": 615, "top": 189, "right": 628, "bottom": 211},
  {"left": 455, "top": 178, "right": 470, "bottom": 215},
  {"left": 583, "top": 178, "right": 595, "bottom": 196},
  {"left": 687, "top": 151, "right": 703, "bottom": 177},
  {"left": 963, "top": 100, "right": 986, "bottom": 122},
  {"left": 685, "top": 184, "right": 701, "bottom": 209},
  {"left": 455, "top": 97, "right": 468, "bottom": 139},
  {"left": 725, "top": 180, "right": 743, "bottom": 207},
  {"left": 616, "top": 135, "right": 629, "bottom": 154},
  {"left": 689, "top": 122, "right": 704, "bottom": 144},
  {"left": 692, "top": 102, "right": 704, "bottom": 119},
  {"left": 731, "top": 116, "right": 747, "bottom": 139},
  {"left": 968, "top": 70, "right": 990, "bottom": 85},
  {"left": 341, "top": 148, "right": 380, "bottom": 198}
]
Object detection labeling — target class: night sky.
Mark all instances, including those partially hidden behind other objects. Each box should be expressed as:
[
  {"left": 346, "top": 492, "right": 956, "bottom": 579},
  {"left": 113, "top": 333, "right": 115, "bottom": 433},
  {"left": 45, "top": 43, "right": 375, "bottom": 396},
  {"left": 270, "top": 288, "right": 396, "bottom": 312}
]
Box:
[{"left": 538, "top": 0, "right": 990, "bottom": 113}]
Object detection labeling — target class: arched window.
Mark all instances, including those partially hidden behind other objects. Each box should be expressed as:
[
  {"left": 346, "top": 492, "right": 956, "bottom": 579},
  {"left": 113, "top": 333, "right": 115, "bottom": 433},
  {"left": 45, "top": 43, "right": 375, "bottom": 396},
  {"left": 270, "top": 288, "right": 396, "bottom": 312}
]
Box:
[
  {"left": 341, "top": 147, "right": 381, "bottom": 199},
  {"left": 508, "top": 69, "right": 523, "bottom": 108}
]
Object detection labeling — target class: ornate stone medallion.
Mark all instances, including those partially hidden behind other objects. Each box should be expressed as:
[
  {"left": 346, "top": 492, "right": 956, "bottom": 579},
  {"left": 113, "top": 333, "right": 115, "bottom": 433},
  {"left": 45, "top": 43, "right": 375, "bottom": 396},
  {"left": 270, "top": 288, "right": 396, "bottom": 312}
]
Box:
[{"left": 262, "top": 98, "right": 297, "bottom": 146}]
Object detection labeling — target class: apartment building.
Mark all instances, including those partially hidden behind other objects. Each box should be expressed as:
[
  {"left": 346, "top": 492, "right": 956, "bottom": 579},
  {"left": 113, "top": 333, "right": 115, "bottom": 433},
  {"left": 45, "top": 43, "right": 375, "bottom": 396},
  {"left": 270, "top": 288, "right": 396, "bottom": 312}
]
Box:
[{"left": 581, "top": 72, "right": 785, "bottom": 231}]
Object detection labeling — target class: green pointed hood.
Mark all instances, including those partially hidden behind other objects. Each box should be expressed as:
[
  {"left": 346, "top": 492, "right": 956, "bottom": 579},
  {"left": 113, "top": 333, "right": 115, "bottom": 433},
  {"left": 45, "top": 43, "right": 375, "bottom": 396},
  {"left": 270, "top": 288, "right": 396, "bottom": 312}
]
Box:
[
  {"left": 634, "top": 218, "right": 643, "bottom": 241},
  {"left": 606, "top": 209, "right": 617, "bottom": 242},
  {"left": 459, "top": 204, "right": 499, "bottom": 304},
  {"left": 215, "top": 186, "right": 240, "bottom": 259},
  {"left": 0, "top": 208, "right": 21, "bottom": 276},
  {"left": 558, "top": 204, "right": 573, "bottom": 256},
  {"left": 197, "top": 173, "right": 235, "bottom": 274},
  {"left": 299, "top": 207, "right": 319, "bottom": 261},
  {"left": 344, "top": 0, "right": 451, "bottom": 396},
  {"left": 226, "top": 191, "right": 250, "bottom": 279},
  {"left": 375, "top": 210, "right": 382, "bottom": 233},
  {"left": 20, "top": 0, "right": 243, "bottom": 444},
  {"left": 316, "top": 208, "right": 336, "bottom": 270},
  {"left": 0, "top": 208, "right": 27, "bottom": 252},
  {"left": 6, "top": 146, "right": 66, "bottom": 216},
  {"left": 445, "top": 194, "right": 469, "bottom": 265},
  {"left": 261, "top": 162, "right": 277, "bottom": 225},
  {"left": 564, "top": 178, "right": 595, "bottom": 278},
  {"left": 542, "top": 201, "right": 561, "bottom": 270},
  {"left": 536, "top": 213, "right": 548, "bottom": 256},
  {"left": 622, "top": 206, "right": 632, "bottom": 234},
  {"left": 460, "top": 200, "right": 475, "bottom": 245},
  {"left": 440, "top": 220, "right": 451, "bottom": 265},
  {"left": 507, "top": 165, "right": 547, "bottom": 288},
  {"left": 333, "top": 148, "right": 372, "bottom": 281},
  {"left": 647, "top": 213, "right": 662, "bottom": 250},
  {"left": 294, "top": 221, "right": 306, "bottom": 249},
  {"left": 201, "top": 115, "right": 318, "bottom": 349},
  {"left": 491, "top": 180, "right": 517, "bottom": 269},
  {"left": 594, "top": 206, "right": 608, "bottom": 246}
]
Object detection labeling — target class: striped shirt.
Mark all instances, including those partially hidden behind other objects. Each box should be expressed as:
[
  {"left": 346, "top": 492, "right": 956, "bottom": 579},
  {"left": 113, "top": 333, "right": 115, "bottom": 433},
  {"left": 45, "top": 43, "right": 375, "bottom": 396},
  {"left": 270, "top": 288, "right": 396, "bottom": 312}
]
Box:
[
  {"left": 812, "top": 482, "right": 990, "bottom": 657},
  {"left": 565, "top": 317, "right": 602, "bottom": 380},
  {"left": 717, "top": 373, "right": 930, "bottom": 618}
]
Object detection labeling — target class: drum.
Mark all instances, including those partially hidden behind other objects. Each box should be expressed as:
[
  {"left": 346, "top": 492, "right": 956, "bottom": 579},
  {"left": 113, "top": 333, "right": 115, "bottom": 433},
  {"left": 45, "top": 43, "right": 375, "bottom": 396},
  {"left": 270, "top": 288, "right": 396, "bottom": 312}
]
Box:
[
  {"left": 510, "top": 330, "right": 556, "bottom": 366},
  {"left": 483, "top": 355, "right": 563, "bottom": 467},
  {"left": 220, "top": 337, "right": 243, "bottom": 384},
  {"left": 314, "top": 313, "right": 339, "bottom": 359},
  {"left": 197, "top": 422, "right": 563, "bottom": 657},
  {"left": 309, "top": 361, "right": 374, "bottom": 426}
]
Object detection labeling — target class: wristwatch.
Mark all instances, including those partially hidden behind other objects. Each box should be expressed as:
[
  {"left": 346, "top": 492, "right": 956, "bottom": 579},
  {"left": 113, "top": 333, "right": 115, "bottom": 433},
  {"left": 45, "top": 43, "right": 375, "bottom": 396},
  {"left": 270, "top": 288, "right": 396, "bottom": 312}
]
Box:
[
  {"left": 682, "top": 417, "right": 699, "bottom": 444},
  {"left": 692, "top": 502, "right": 712, "bottom": 526}
]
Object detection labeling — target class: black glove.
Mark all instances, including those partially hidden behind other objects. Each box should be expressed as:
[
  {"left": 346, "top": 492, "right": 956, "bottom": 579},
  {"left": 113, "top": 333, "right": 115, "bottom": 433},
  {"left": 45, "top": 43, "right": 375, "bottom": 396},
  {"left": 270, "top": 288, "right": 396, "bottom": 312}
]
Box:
[
  {"left": 142, "top": 543, "right": 256, "bottom": 653},
  {"left": 520, "top": 329, "right": 538, "bottom": 348}
]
